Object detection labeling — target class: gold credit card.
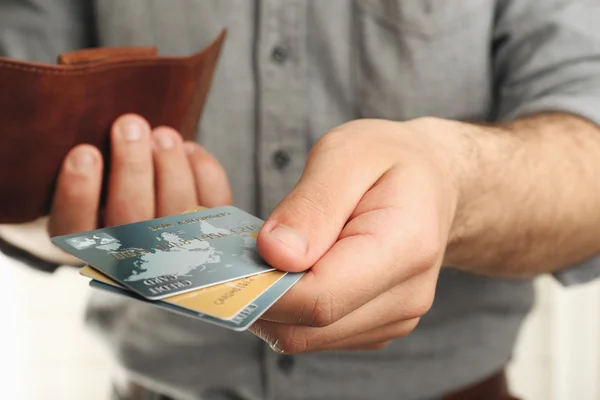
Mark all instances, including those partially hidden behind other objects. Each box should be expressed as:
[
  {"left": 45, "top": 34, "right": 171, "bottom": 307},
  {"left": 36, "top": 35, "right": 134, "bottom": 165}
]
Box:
[{"left": 80, "top": 265, "right": 285, "bottom": 320}]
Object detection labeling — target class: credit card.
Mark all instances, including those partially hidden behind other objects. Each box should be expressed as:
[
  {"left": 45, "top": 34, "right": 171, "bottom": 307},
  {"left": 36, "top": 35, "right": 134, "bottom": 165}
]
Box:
[
  {"left": 80, "top": 265, "right": 286, "bottom": 320},
  {"left": 89, "top": 272, "right": 305, "bottom": 331},
  {"left": 52, "top": 206, "right": 274, "bottom": 300}
]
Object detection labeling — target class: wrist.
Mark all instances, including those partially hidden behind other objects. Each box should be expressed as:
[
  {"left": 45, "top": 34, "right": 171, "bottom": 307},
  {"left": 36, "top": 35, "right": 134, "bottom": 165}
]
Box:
[{"left": 404, "top": 117, "right": 493, "bottom": 267}]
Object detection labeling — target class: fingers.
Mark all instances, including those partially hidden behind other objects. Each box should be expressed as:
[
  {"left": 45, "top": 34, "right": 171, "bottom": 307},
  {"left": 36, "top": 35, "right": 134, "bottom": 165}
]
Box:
[
  {"left": 183, "top": 142, "right": 233, "bottom": 207},
  {"left": 317, "top": 319, "right": 418, "bottom": 352},
  {"left": 49, "top": 145, "right": 103, "bottom": 236},
  {"left": 259, "top": 166, "right": 443, "bottom": 327},
  {"left": 253, "top": 270, "right": 435, "bottom": 353},
  {"left": 51, "top": 114, "right": 230, "bottom": 237},
  {"left": 251, "top": 315, "right": 418, "bottom": 354},
  {"left": 152, "top": 127, "right": 197, "bottom": 216},
  {"left": 257, "top": 129, "right": 394, "bottom": 273},
  {"left": 104, "top": 114, "right": 155, "bottom": 226}
]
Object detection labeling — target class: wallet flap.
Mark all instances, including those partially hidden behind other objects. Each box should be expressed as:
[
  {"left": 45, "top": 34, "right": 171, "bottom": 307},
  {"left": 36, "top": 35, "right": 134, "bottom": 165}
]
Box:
[{"left": 57, "top": 47, "right": 159, "bottom": 65}]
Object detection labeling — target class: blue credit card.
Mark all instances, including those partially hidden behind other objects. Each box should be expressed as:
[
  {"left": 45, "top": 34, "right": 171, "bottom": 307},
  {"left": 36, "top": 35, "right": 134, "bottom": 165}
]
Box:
[
  {"left": 89, "top": 272, "right": 304, "bottom": 331},
  {"left": 52, "top": 206, "right": 274, "bottom": 300}
]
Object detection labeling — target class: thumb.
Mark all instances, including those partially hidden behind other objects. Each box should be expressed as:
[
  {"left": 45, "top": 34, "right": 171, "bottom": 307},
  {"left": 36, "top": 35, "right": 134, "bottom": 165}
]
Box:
[
  {"left": 256, "top": 131, "right": 390, "bottom": 272},
  {"left": 49, "top": 145, "right": 103, "bottom": 237}
]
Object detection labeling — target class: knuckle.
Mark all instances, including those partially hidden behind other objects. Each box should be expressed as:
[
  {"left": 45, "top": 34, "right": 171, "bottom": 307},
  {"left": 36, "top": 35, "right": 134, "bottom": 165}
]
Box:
[
  {"left": 61, "top": 181, "right": 94, "bottom": 204},
  {"left": 409, "top": 231, "right": 443, "bottom": 274},
  {"left": 402, "top": 283, "right": 436, "bottom": 320},
  {"left": 406, "top": 318, "right": 421, "bottom": 335},
  {"left": 309, "top": 129, "right": 356, "bottom": 166},
  {"left": 390, "top": 319, "right": 420, "bottom": 338},
  {"left": 290, "top": 298, "right": 310, "bottom": 325},
  {"left": 370, "top": 321, "right": 419, "bottom": 345},
  {"left": 411, "top": 295, "right": 434, "bottom": 318},
  {"left": 286, "top": 190, "right": 335, "bottom": 228},
  {"left": 311, "top": 129, "right": 346, "bottom": 154},
  {"left": 274, "top": 330, "right": 310, "bottom": 354},
  {"left": 305, "top": 289, "right": 338, "bottom": 328},
  {"left": 387, "top": 288, "right": 432, "bottom": 321},
  {"left": 117, "top": 151, "right": 151, "bottom": 174},
  {"left": 106, "top": 199, "right": 151, "bottom": 225}
]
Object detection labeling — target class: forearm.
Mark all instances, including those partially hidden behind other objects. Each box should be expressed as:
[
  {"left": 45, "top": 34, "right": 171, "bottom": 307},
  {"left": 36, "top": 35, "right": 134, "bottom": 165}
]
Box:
[{"left": 437, "top": 113, "right": 600, "bottom": 277}]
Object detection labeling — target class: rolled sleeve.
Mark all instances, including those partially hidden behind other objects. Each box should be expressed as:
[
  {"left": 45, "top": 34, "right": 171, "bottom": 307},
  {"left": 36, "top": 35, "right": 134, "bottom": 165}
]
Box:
[
  {"left": 553, "top": 257, "right": 600, "bottom": 286},
  {"left": 493, "top": 0, "right": 600, "bottom": 124},
  {"left": 492, "top": 0, "right": 600, "bottom": 286}
]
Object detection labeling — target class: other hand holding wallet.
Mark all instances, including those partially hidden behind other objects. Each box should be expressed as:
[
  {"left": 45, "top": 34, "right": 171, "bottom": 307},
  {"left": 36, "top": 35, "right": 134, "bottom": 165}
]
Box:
[{"left": 0, "top": 30, "right": 225, "bottom": 223}]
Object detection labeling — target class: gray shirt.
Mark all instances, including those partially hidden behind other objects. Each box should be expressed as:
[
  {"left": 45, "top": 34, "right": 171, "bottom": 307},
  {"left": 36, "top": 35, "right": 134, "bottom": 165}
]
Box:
[{"left": 3, "top": 1, "right": 600, "bottom": 399}]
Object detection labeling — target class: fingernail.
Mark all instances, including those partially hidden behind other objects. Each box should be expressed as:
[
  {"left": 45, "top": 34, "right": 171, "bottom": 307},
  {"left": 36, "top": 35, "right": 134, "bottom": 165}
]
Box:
[
  {"left": 68, "top": 149, "right": 95, "bottom": 174},
  {"left": 154, "top": 130, "right": 175, "bottom": 149},
  {"left": 118, "top": 119, "right": 144, "bottom": 142},
  {"left": 269, "top": 225, "right": 308, "bottom": 255}
]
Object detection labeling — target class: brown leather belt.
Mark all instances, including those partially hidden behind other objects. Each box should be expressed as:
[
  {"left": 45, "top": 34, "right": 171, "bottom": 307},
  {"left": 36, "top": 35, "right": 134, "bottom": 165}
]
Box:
[
  {"left": 442, "top": 370, "right": 520, "bottom": 400},
  {"left": 114, "top": 370, "right": 519, "bottom": 400}
]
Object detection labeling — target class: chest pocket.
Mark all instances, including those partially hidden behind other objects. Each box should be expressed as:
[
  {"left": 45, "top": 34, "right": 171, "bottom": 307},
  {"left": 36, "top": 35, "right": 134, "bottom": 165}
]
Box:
[{"left": 352, "top": 0, "right": 495, "bottom": 122}]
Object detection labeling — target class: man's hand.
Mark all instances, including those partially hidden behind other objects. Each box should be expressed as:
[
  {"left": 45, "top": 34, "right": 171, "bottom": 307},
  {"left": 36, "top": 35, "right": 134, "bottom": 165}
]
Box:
[
  {"left": 49, "top": 114, "right": 232, "bottom": 237},
  {"left": 251, "top": 118, "right": 468, "bottom": 353},
  {"left": 251, "top": 113, "right": 600, "bottom": 353}
]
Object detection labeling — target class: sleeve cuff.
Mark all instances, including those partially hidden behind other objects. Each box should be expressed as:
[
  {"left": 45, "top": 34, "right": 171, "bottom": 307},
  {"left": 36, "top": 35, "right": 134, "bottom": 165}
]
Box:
[
  {"left": 0, "top": 235, "right": 62, "bottom": 273},
  {"left": 496, "top": 94, "right": 600, "bottom": 128},
  {"left": 0, "top": 216, "right": 83, "bottom": 271},
  {"left": 497, "top": 96, "right": 600, "bottom": 286}
]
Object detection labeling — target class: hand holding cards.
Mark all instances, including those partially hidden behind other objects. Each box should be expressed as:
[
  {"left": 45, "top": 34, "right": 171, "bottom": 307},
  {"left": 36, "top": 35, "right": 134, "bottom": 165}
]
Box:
[{"left": 52, "top": 206, "right": 303, "bottom": 331}]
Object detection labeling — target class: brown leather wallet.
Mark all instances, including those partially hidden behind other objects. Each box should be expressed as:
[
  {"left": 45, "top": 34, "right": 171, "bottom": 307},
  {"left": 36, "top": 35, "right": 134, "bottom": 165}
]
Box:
[{"left": 0, "top": 30, "right": 226, "bottom": 224}]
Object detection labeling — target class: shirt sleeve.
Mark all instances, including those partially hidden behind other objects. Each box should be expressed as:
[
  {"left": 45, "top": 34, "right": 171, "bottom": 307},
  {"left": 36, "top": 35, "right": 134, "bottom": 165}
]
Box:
[
  {"left": 492, "top": 0, "right": 600, "bottom": 286},
  {"left": 0, "top": 0, "right": 96, "bottom": 62}
]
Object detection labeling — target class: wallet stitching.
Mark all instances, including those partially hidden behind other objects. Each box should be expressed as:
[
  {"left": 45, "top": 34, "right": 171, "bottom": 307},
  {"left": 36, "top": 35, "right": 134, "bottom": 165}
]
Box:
[
  {"left": 0, "top": 30, "right": 225, "bottom": 76},
  {"left": 0, "top": 58, "right": 202, "bottom": 75}
]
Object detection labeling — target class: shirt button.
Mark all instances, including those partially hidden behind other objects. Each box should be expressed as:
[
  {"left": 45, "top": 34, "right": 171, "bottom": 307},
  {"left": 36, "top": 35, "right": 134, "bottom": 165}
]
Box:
[
  {"left": 276, "top": 354, "right": 295, "bottom": 373},
  {"left": 271, "top": 45, "right": 289, "bottom": 63},
  {"left": 272, "top": 149, "right": 291, "bottom": 170}
]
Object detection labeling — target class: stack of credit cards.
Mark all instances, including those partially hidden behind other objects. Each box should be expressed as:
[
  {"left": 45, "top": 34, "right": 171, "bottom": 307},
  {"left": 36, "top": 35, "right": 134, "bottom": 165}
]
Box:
[{"left": 51, "top": 206, "right": 303, "bottom": 331}]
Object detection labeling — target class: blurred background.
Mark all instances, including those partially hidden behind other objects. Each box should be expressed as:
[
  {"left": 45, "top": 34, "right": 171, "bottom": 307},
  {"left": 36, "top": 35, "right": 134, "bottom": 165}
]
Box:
[{"left": 2, "top": 251, "right": 599, "bottom": 400}]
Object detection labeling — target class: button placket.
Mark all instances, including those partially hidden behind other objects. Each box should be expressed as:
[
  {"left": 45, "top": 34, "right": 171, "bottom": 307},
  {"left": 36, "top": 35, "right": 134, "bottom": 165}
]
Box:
[
  {"left": 256, "top": 4, "right": 309, "bottom": 397},
  {"left": 256, "top": 0, "right": 309, "bottom": 217}
]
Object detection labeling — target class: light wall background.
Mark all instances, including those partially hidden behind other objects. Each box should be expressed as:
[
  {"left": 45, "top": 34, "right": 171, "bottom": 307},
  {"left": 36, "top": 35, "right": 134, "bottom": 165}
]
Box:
[{"left": 1, "top": 252, "right": 599, "bottom": 400}]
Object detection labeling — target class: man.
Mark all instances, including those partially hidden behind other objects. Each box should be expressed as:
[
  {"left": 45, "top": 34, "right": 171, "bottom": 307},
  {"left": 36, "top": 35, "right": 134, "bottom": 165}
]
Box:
[{"left": 2, "top": 0, "right": 600, "bottom": 399}]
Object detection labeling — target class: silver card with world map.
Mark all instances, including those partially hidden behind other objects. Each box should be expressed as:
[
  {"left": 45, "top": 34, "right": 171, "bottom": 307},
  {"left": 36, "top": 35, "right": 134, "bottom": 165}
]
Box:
[{"left": 51, "top": 206, "right": 275, "bottom": 300}]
